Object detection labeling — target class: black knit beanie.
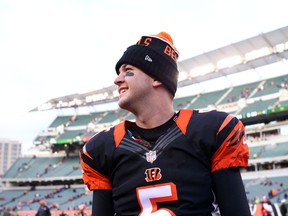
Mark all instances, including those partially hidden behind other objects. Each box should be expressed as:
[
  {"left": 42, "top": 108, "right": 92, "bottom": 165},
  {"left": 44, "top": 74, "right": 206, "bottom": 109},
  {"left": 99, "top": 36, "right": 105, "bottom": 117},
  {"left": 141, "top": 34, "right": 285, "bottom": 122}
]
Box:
[{"left": 115, "top": 32, "right": 180, "bottom": 97}]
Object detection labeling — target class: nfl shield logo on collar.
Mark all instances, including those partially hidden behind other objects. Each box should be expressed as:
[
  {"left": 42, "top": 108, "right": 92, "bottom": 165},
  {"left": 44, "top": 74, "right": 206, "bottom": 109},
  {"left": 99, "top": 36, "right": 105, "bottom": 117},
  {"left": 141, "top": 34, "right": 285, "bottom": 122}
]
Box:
[{"left": 146, "top": 151, "right": 157, "bottom": 163}]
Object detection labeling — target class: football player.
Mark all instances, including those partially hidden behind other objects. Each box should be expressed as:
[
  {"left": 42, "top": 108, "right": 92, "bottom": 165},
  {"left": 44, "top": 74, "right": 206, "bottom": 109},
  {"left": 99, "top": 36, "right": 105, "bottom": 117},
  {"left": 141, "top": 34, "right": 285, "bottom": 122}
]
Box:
[{"left": 80, "top": 32, "right": 251, "bottom": 216}]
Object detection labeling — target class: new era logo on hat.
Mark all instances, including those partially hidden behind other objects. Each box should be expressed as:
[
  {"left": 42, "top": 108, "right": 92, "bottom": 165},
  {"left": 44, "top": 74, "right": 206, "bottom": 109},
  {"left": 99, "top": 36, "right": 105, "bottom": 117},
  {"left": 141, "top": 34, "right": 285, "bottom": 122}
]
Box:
[{"left": 145, "top": 55, "right": 152, "bottom": 62}]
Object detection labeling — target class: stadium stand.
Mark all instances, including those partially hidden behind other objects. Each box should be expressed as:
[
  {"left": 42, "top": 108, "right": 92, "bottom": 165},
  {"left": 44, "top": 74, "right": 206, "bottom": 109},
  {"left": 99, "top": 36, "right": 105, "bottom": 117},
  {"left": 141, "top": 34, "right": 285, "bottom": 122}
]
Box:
[{"left": 1, "top": 26, "right": 288, "bottom": 215}]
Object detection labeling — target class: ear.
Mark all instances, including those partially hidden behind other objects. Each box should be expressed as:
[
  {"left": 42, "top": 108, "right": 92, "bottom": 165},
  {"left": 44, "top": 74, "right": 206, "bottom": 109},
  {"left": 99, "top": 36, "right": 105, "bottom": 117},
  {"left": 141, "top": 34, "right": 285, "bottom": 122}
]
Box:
[{"left": 152, "top": 80, "right": 163, "bottom": 87}]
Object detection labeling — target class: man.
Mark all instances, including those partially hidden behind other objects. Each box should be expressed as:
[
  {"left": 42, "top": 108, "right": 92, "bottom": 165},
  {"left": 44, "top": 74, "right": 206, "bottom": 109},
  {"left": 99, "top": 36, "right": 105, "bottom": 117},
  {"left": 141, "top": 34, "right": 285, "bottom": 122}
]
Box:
[
  {"left": 80, "top": 32, "right": 251, "bottom": 215},
  {"left": 280, "top": 199, "right": 287, "bottom": 216},
  {"left": 36, "top": 200, "right": 51, "bottom": 216}
]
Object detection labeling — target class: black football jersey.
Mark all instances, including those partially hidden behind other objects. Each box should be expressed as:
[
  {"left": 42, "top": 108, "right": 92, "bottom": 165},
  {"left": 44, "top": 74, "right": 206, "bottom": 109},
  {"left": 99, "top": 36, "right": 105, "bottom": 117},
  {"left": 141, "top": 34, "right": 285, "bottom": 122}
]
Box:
[{"left": 79, "top": 109, "right": 249, "bottom": 215}]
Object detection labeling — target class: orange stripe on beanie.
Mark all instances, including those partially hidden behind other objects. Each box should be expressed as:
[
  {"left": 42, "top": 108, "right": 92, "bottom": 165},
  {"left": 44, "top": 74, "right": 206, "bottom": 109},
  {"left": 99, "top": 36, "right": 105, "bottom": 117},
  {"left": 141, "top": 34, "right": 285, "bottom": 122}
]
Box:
[{"left": 115, "top": 32, "right": 180, "bottom": 96}]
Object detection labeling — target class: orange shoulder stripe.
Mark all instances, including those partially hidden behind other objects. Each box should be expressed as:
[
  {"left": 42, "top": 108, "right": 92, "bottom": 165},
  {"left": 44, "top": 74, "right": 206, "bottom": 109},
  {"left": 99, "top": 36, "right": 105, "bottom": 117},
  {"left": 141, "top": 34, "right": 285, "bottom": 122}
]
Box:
[
  {"left": 114, "top": 121, "right": 126, "bottom": 147},
  {"left": 176, "top": 109, "right": 193, "bottom": 134},
  {"left": 217, "top": 114, "right": 234, "bottom": 134}
]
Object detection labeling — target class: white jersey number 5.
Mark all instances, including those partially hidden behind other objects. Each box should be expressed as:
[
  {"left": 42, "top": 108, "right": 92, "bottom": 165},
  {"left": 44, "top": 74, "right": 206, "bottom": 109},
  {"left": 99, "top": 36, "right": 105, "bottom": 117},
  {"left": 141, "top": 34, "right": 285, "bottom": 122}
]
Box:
[{"left": 136, "top": 182, "right": 178, "bottom": 216}]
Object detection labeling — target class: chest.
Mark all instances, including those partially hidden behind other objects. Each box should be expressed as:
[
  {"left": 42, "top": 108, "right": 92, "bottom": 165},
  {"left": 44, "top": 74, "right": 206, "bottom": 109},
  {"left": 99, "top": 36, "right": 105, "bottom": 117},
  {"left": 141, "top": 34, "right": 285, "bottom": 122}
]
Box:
[
  {"left": 110, "top": 129, "right": 212, "bottom": 189},
  {"left": 108, "top": 129, "right": 216, "bottom": 215}
]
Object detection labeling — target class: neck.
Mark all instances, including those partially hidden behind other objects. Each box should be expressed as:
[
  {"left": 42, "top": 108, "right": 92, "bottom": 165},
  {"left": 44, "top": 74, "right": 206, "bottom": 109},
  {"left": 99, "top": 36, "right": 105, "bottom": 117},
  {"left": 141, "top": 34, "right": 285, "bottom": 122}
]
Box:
[
  {"left": 134, "top": 113, "right": 177, "bottom": 143},
  {"left": 126, "top": 86, "right": 175, "bottom": 128},
  {"left": 135, "top": 105, "right": 175, "bottom": 128}
]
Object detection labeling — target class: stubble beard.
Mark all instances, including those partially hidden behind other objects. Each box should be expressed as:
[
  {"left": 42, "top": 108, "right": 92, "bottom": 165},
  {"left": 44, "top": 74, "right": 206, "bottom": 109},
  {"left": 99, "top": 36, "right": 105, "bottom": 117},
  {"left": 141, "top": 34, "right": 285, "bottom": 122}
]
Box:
[{"left": 118, "top": 95, "right": 137, "bottom": 114}]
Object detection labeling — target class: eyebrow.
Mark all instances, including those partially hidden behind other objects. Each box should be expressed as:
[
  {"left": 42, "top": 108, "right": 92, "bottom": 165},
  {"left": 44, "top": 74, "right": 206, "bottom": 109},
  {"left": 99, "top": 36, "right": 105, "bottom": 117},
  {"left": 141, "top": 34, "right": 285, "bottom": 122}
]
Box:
[
  {"left": 120, "top": 64, "right": 131, "bottom": 72},
  {"left": 124, "top": 64, "right": 135, "bottom": 71}
]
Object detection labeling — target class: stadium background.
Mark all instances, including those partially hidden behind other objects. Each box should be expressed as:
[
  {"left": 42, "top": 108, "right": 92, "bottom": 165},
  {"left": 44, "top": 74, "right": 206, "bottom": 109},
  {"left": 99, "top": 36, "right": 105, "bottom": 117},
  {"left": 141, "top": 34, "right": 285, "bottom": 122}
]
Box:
[{"left": 1, "top": 25, "right": 288, "bottom": 215}]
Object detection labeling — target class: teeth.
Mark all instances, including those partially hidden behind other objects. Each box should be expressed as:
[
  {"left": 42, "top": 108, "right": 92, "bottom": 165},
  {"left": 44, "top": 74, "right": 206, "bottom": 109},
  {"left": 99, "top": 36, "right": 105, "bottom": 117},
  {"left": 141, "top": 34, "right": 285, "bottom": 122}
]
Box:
[{"left": 120, "top": 89, "right": 127, "bottom": 94}]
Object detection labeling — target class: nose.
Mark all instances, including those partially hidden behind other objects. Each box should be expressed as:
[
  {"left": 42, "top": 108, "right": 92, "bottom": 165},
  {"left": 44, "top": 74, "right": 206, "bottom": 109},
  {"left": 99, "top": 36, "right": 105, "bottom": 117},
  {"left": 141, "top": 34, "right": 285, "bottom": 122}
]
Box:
[{"left": 114, "top": 72, "right": 124, "bottom": 85}]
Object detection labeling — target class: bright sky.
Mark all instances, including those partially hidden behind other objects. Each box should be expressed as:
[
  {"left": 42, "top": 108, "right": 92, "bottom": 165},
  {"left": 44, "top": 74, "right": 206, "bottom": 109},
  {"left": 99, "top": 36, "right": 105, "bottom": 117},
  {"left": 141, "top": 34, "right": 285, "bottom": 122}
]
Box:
[{"left": 1, "top": 0, "right": 288, "bottom": 154}]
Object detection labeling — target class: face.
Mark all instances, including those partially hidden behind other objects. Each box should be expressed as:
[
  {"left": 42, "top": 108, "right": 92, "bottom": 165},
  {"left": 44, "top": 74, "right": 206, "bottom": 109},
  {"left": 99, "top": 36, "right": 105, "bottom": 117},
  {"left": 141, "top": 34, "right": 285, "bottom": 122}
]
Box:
[{"left": 114, "top": 64, "right": 155, "bottom": 112}]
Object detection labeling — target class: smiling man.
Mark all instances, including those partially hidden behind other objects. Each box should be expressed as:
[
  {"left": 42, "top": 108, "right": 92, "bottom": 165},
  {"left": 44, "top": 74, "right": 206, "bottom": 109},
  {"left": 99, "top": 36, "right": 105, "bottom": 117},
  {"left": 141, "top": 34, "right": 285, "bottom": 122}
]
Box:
[{"left": 79, "top": 32, "right": 251, "bottom": 216}]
